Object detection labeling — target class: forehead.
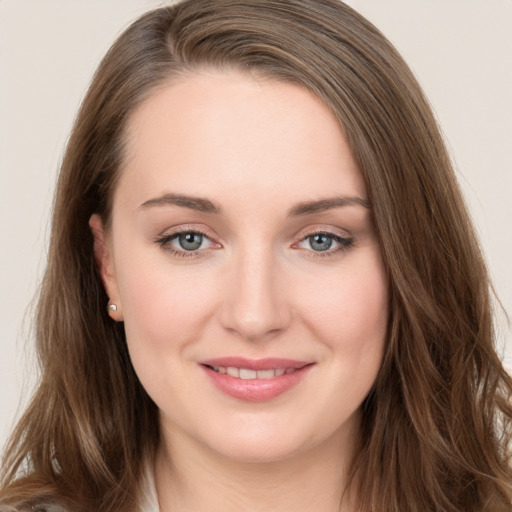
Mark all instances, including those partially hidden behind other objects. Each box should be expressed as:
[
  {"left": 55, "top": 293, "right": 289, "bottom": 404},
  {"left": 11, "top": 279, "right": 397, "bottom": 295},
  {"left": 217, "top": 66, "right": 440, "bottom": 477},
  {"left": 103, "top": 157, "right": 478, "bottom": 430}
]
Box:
[{"left": 116, "top": 70, "right": 366, "bottom": 210}]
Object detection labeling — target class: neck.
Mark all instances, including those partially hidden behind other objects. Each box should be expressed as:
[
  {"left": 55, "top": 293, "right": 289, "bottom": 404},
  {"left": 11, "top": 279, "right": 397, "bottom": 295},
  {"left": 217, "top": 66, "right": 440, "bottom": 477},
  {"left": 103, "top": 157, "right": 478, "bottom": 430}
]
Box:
[{"left": 154, "top": 417, "right": 360, "bottom": 512}]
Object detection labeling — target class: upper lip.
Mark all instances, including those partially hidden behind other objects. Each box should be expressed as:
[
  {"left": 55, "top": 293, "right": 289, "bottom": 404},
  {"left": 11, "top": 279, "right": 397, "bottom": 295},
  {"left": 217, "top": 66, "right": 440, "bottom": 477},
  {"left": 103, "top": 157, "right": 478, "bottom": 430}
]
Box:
[{"left": 199, "top": 357, "right": 312, "bottom": 371}]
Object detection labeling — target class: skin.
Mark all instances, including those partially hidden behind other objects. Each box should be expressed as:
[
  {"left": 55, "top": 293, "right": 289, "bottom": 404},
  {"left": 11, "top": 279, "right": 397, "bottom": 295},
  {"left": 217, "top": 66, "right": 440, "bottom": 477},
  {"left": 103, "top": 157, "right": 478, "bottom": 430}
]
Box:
[{"left": 90, "top": 70, "right": 388, "bottom": 511}]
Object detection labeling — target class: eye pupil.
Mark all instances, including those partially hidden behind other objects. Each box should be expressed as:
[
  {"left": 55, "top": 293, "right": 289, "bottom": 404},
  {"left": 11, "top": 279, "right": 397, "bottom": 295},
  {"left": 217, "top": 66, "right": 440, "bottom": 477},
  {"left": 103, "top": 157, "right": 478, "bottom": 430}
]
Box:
[
  {"left": 310, "top": 234, "right": 333, "bottom": 251},
  {"left": 179, "top": 233, "right": 203, "bottom": 251}
]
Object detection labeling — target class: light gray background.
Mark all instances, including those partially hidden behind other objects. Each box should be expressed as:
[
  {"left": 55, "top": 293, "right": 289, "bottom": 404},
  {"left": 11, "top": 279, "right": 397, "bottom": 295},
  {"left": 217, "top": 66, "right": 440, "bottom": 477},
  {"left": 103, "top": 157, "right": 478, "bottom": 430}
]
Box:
[{"left": 1, "top": 0, "right": 511, "bottom": 449}]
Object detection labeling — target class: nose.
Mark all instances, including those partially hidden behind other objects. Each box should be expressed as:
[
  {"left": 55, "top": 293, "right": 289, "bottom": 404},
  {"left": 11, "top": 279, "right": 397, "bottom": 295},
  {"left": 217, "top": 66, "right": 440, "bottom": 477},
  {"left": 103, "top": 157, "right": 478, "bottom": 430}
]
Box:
[{"left": 219, "top": 248, "right": 292, "bottom": 341}]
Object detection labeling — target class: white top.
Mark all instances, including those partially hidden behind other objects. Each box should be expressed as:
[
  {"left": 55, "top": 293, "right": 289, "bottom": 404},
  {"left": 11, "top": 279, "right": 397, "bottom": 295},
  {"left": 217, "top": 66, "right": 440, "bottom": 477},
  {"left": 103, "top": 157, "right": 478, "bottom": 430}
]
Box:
[{"left": 138, "top": 461, "right": 160, "bottom": 512}]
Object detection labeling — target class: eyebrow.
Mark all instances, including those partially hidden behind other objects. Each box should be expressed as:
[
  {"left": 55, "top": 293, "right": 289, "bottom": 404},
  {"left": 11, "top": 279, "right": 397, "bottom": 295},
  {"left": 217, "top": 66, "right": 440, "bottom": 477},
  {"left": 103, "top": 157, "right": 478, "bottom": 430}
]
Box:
[
  {"left": 139, "top": 193, "right": 370, "bottom": 216},
  {"left": 287, "top": 196, "right": 371, "bottom": 216},
  {"left": 139, "top": 193, "right": 222, "bottom": 214}
]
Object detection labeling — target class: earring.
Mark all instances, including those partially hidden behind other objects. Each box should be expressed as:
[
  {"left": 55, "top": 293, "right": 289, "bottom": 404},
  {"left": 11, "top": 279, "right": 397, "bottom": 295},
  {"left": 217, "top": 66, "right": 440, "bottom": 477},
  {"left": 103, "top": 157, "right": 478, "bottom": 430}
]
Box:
[{"left": 107, "top": 303, "right": 118, "bottom": 313}]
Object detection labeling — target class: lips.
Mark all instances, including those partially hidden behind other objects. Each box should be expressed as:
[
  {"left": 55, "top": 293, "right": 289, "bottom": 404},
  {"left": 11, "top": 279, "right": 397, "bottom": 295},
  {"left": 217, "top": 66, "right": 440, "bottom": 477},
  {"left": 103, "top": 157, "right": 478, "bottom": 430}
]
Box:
[
  {"left": 207, "top": 366, "right": 295, "bottom": 379},
  {"left": 199, "top": 357, "right": 314, "bottom": 402}
]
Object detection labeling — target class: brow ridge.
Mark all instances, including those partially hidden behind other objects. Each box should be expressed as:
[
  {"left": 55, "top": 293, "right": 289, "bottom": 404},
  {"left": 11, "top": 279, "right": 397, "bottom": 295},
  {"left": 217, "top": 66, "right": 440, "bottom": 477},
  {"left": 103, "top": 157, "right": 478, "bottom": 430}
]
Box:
[
  {"left": 139, "top": 193, "right": 370, "bottom": 216},
  {"left": 139, "top": 193, "right": 222, "bottom": 214},
  {"left": 288, "top": 196, "right": 371, "bottom": 216}
]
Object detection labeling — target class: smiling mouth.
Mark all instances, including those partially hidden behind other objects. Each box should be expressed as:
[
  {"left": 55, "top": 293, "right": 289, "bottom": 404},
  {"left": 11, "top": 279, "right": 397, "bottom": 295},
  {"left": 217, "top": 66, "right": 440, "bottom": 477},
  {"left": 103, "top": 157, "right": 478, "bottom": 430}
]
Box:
[
  {"left": 204, "top": 365, "right": 297, "bottom": 379},
  {"left": 199, "top": 358, "right": 314, "bottom": 401}
]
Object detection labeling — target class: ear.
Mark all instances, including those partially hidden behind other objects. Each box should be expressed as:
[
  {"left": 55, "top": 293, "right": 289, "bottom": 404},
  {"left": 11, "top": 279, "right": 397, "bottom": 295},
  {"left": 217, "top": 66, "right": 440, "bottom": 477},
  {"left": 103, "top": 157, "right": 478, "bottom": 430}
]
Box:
[{"left": 89, "top": 214, "right": 123, "bottom": 321}]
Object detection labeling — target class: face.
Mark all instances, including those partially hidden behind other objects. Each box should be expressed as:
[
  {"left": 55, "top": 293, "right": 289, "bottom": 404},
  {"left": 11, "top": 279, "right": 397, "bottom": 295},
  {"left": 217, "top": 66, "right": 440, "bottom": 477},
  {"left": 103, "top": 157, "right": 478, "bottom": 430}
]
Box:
[{"left": 91, "top": 70, "right": 388, "bottom": 463}]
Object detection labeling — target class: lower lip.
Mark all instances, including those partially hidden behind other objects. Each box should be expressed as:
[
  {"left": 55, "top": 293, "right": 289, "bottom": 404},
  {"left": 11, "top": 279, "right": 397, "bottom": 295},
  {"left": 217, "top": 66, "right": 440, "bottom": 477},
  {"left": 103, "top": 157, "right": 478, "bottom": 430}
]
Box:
[{"left": 201, "top": 365, "right": 313, "bottom": 402}]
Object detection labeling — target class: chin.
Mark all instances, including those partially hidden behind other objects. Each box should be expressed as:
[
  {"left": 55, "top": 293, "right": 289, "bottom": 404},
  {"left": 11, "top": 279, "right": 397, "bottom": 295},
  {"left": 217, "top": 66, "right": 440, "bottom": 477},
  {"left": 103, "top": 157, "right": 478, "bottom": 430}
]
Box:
[
  {"left": 193, "top": 411, "right": 346, "bottom": 465},
  {"left": 209, "top": 434, "right": 307, "bottom": 464}
]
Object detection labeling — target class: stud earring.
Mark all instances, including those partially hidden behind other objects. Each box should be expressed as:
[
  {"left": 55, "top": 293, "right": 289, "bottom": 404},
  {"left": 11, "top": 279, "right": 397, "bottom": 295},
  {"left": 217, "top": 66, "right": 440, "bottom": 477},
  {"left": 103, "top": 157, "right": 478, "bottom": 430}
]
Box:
[{"left": 107, "top": 303, "right": 118, "bottom": 313}]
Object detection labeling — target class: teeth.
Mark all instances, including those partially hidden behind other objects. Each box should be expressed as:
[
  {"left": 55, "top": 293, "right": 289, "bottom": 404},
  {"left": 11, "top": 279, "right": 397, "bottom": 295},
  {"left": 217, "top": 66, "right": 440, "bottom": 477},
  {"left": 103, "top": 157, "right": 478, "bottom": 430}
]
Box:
[
  {"left": 210, "top": 366, "right": 295, "bottom": 379},
  {"left": 227, "top": 367, "right": 239, "bottom": 378},
  {"left": 239, "top": 369, "right": 257, "bottom": 379},
  {"left": 256, "top": 369, "right": 275, "bottom": 379}
]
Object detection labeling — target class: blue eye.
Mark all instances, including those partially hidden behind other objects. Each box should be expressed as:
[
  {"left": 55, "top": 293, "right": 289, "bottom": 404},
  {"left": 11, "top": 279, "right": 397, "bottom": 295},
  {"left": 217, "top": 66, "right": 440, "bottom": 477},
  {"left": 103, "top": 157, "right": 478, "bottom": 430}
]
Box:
[
  {"left": 297, "top": 232, "right": 353, "bottom": 255},
  {"left": 155, "top": 230, "right": 213, "bottom": 257},
  {"left": 308, "top": 234, "right": 333, "bottom": 252},
  {"left": 176, "top": 232, "right": 204, "bottom": 251}
]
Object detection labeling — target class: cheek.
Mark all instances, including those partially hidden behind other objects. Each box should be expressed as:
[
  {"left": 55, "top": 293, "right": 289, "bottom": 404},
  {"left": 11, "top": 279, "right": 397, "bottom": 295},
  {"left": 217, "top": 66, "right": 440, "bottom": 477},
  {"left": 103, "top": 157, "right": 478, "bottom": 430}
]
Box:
[
  {"left": 115, "top": 255, "right": 220, "bottom": 355},
  {"left": 299, "top": 252, "right": 388, "bottom": 362},
  {"left": 115, "top": 259, "right": 223, "bottom": 408}
]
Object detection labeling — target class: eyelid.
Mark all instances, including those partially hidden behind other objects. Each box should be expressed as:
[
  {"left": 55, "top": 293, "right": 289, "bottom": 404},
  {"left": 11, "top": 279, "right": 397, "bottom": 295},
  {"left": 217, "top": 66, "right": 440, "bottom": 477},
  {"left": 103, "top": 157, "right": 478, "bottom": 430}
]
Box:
[
  {"left": 291, "top": 225, "right": 354, "bottom": 257},
  {"left": 156, "top": 222, "right": 217, "bottom": 236},
  {"left": 153, "top": 224, "right": 222, "bottom": 258},
  {"left": 293, "top": 224, "right": 352, "bottom": 241},
  {"left": 153, "top": 223, "right": 354, "bottom": 259}
]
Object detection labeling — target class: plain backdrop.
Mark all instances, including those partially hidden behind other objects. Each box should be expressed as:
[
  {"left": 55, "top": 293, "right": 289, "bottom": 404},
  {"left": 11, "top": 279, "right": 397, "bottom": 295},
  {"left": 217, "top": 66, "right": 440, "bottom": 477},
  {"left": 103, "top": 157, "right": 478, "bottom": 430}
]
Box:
[{"left": 1, "top": 0, "right": 511, "bottom": 450}]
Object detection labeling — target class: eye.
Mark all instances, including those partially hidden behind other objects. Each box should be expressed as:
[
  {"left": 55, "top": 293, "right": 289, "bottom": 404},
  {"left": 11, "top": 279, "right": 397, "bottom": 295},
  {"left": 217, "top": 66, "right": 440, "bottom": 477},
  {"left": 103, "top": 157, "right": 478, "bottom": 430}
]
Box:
[
  {"left": 307, "top": 233, "right": 334, "bottom": 252},
  {"left": 175, "top": 232, "right": 206, "bottom": 251},
  {"left": 296, "top": 231, "right": 353, "bottom": 256},
  {"left": 155, "top": 228, "right": 219, "bottom": 258}
]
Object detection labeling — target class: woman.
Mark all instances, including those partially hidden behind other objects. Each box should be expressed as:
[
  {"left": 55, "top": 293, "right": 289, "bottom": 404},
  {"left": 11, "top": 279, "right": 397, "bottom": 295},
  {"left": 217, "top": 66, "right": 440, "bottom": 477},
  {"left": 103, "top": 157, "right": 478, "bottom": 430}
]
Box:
[{"left": 1, "top": 0, "right": 511, "bottom": 511}]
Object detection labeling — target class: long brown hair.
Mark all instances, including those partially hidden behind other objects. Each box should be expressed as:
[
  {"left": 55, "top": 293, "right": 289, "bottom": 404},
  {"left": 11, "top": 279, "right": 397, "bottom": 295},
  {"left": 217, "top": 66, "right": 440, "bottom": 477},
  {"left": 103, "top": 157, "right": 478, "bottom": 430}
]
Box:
[{"left": 1, "top": 1, "right": 511, "bottom": 511}]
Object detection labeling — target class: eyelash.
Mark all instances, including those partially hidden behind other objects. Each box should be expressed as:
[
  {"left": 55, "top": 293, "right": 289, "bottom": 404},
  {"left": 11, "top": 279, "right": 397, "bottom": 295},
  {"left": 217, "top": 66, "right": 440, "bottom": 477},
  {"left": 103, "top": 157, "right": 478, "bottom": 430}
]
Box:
[
  {"left": 294, "top": 231, "right": 354, "bottom": 258},
  {"left": 154, "top": 228, "right": 354, "bottom": 259},
  {"left": 154, "top": 227, "right": 218, "bottom": 259}
]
